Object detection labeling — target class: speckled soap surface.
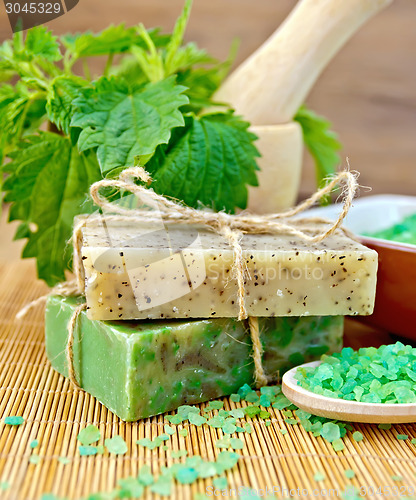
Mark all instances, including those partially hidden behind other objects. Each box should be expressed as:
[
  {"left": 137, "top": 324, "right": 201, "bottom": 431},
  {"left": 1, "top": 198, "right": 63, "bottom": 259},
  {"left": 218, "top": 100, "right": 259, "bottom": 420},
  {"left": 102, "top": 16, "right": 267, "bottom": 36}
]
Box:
[{"left": 81, "top": 220, "right": 378, "bottom": 321}]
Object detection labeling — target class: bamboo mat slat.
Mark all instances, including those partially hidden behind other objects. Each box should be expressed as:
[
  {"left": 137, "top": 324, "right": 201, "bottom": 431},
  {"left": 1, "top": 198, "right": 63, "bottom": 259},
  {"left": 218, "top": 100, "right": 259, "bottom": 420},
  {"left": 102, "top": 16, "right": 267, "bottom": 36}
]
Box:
[{"left": 1, "top": 260, "right": 416, "bottom": 500}]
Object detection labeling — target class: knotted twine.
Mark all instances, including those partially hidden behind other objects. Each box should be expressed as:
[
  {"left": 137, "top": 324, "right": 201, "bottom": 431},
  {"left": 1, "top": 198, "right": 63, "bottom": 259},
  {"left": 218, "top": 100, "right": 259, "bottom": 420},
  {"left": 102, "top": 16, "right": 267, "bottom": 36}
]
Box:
[{"left": 19, "top": 167, "right": 359, "bottom": 389}]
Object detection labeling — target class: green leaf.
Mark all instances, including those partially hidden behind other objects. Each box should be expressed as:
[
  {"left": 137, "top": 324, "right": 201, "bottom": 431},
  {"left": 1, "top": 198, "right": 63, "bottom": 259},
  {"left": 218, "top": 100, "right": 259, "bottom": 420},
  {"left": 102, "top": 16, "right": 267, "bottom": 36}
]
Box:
[
  {"left": 61, "top": 25, "right": 136, "bottom": 58},
  {"left": 294, "top": 106, "right": 341, "bottom": 189},
  {"left": 46, "top": 75, "right": 86, "bottom": 134},
  {"left": 25, "top": 26, "right": 62, "bottom": 62},
  {"left": 131, "top": 26, "right": 165, "bottom": 83},
  {"left": 0, "top": 88, "right": 30, "bottom": 162},
  {"left": 164, "top": 0, "right": 193, "bottom": 74},
  {"left": 0, "top": 84, "right": 47, "bottom": 165},
  {"left": 110, "top": 56, "right": 148, "bottom": 86},
  {"left": 146, "top": 112, "right": 259, "bottom": 213},
  {"left": 175, "top": 38, "right": 236, "bottom": 112},
  {"left": 0, "top": 39, "right": 19, "bottom": 71},
  {"left": 166, "top": 42, "right": 216, "bottom": 76},
  {"left": 62, "top": 25, "right": 167, "bottom": 59},
  {"left": 71, "top": 76, "right": 188, "bottom": 174},
  {"left": 176, "top": 66, "right": 225, "bottom": 113},
  {"left": 0, "top": 58, "right": 16, "bottom": 81},
  {"left": 3, "top": 133, "right": 101, "bottom": 286}
]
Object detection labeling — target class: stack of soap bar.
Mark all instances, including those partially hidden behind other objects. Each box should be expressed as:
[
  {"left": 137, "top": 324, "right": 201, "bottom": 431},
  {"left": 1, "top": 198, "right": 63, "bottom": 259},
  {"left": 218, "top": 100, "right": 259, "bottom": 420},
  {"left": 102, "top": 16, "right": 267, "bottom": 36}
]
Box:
[
  {"left": 81, "top": 220, "right": 378, "bottom": 320},
  {"left": 45, "top": 295, "right": 343, "bottom": 421}
]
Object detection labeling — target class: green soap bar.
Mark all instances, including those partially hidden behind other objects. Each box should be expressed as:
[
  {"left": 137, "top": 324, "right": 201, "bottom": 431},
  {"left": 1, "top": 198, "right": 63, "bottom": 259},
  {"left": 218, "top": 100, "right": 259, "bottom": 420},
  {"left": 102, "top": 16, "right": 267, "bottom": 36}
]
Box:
[{"left": 45, "top": 295, "right": 343, "bottom": 421}]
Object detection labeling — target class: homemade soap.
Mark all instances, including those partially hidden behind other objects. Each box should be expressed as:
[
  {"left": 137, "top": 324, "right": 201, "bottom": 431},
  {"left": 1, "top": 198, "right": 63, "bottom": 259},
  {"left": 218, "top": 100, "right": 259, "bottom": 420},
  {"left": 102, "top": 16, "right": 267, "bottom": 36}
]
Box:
[
  {"left": 81, "top": 220, "right": 378, "bottom": 320},
  {"left": 45, "top": 295, "right": 343, "bottom": 421}
]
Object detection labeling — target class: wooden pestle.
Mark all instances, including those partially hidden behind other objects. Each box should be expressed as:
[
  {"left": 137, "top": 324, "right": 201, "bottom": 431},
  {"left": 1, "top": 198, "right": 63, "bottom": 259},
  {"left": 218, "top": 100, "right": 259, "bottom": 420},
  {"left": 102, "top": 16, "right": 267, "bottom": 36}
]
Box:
[{"left": 215, "top": 0, "right": 393, "bottom": 212}]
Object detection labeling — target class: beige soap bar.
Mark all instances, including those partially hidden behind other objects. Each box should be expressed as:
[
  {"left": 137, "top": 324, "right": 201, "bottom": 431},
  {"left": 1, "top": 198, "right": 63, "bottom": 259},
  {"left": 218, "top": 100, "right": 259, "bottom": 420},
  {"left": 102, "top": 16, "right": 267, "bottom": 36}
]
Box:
[{"left": 81, "top": 219, "right": 378, "bottom": 320}]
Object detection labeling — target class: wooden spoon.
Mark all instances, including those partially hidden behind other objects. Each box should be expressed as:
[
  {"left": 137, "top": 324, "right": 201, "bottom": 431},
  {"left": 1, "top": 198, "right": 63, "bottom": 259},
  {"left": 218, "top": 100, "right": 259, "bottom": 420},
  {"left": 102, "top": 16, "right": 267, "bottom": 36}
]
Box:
[{"left": 282, "top": 361, "right": 416, "bottom": 423}]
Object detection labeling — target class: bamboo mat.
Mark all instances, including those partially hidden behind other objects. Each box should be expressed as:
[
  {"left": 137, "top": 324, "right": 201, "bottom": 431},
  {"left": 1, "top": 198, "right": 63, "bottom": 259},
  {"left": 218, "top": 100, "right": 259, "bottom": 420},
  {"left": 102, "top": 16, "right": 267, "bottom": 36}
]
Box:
[{"left": 1, "top": 260, "right": 416, "bottom": 500}]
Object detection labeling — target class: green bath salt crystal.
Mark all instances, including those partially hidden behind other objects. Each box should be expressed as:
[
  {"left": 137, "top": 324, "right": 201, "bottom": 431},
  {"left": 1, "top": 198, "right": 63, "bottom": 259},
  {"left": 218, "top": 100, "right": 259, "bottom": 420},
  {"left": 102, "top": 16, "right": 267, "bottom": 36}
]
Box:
[
  {"left": 105, "top": 436, "right": 127, "bottom": 455},
  {"left": 352, "top": 432, "right": 363, "bottom": 442},
  {"left": 345, "top": 469, "right": 355, "bottom": 479},
  {"left": 396, "top": 434, "right": 408, "bottom": 440},
  {"left": 4, "top": 416, "right": 24, "bottom": 426},
  {"left": 45, "top": 295, "right": 343, "bottom": 421},
  {"left": 365, "top": 213, "right": 416, "bottom": 245},
  {"left": 77, "top": 425, "right": 101, "bottom": 445},
  {"left": 79, "top": 446, "right": 98, "bottom": 456},
  {"left": 295, "top": 342, "right": 416, "bottom": 404}
]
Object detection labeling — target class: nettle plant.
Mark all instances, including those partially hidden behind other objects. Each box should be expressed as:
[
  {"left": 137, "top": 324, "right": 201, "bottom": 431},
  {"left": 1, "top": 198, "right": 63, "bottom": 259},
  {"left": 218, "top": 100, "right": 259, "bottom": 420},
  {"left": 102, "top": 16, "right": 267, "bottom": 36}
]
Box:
[{"left": 0, "top": 0, "right": 340, "bottom": 286}]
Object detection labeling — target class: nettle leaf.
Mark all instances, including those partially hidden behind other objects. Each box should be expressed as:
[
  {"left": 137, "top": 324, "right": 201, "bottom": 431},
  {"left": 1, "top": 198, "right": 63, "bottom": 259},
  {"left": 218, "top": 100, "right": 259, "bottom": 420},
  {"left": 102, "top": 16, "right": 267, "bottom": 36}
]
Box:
[
  {"left": 176, "top": 66, "right": 225, "bottom": 113},
  {"left": 294, "top": 106, "right": 341, "bottom": 186},
  {"left": 165, "top": 42, "right": 217, "bottom": 76},
  {"left": 0, "top": 88, "right": 29, "bottom": 162},
  {"left": 46, "top": 75, "right": 86, "bottom": 134},
  {"left": 25, "top": 26, "right": 62, "bottom": 62},
  {"left": 3, "top": 133, "right": 101, "bottom": 286},
  {"left": 163, "top": 0, "right": 192, "bottom": 73},
  {"left": 61, "top": 25, "right": 169, "bottom": 58},
  {"left": 146, "top": 112, "right": 259, "bottom": 213},
  {"left": 110, "top": 56, "right": 148, "bottom": 86},
  {"left": 0, "top": 59, "right": 15, "bottom": 81},
  {"left": 0, "top": 85, "right": 47, "bottom": 163},
  {"left": 71, "top": 76, "right": 188, "bottom": 174}
]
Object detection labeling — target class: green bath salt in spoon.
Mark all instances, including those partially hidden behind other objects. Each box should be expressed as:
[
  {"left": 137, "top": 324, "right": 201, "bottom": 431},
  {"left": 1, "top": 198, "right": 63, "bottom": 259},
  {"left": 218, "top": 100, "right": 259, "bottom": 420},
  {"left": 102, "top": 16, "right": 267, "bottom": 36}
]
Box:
[{"left": 282, "top": 342, "right": 416, "bottom": 423}]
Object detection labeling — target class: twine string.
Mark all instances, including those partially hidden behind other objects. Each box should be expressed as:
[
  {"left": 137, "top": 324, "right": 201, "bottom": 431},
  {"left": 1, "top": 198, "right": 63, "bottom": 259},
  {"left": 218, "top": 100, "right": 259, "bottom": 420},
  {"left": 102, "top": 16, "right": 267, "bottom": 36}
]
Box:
[
  {"left": 87, "top": 167, "right": 357, "bottom": 240},
  {"left": 19, "top": 166, "right": 359, "bottom": 389},
  {"left": 78, "top": 167, "right": 358, "bottom": 388},
  {"left": 65, "top": 303, "right": 86, "bottom": 388},
  {"left": 219, "top": 226, "right": 248, "bottom": 321},
  {"left": 248, "top": 317, "right": 268, "bottom": 387}
]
